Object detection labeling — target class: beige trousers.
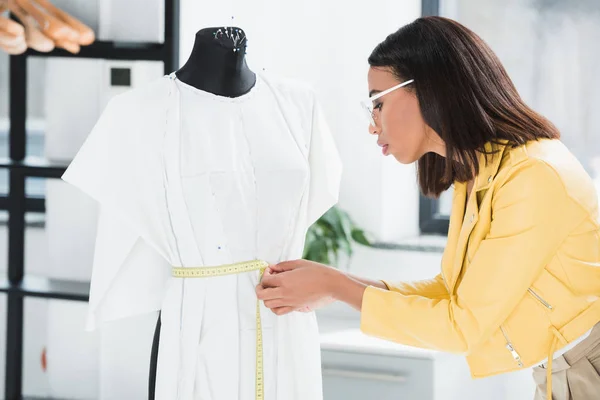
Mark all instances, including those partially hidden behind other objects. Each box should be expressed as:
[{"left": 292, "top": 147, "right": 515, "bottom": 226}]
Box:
[{"left": 533, "top": 323, "right": 600, "bottom": 400}]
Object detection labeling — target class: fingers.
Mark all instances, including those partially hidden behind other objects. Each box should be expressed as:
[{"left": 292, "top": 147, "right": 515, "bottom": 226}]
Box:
[
  {"left": 263, "top": 299, "right": 286, "bottom": 309},
  {"left": 256, "top": 284, "right": 304, "bottom": 315},
  {"left": 260, "top": 273, "right": 282, "bottom": 288},
  {"left": 265, "top": 301, "right": 308, "bottom": 315},
  {"left": 255, "top": 285, "right": 282, "bottom": 301},
  {"left": 257, "top": 287, "right": 295, "bottom": 315},
  {"left": 271, "top": 306, "right": 294, "bottom": 316},
  {"left": 268, "top": 260, "right": 301, "bottom": 273}
]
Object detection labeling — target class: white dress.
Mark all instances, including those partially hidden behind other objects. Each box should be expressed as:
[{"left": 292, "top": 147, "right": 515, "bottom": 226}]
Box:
[{"left": 62, "top": 72, "right": 343, "bottom": 400}]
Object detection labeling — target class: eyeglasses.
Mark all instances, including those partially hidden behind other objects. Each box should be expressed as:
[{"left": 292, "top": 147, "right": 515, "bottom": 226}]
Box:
[{"left": 360, "top": 79, "right": 414, "bottom": 127}]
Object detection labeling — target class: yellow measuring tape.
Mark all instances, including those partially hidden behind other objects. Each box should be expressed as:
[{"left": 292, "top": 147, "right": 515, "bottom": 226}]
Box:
[{"left": 172, "top": 259, "right": 269, "bottom": 400}]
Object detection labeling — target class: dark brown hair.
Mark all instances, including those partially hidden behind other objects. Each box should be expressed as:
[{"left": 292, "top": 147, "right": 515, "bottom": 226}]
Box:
[{"left": 368, "top": 16, "right": 559, "bottom": 197}]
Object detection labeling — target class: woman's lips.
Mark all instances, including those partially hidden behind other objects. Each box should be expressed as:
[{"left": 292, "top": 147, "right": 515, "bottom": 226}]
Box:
[{"left": 378, "top": 142, "right": 389, "bottom": 155}]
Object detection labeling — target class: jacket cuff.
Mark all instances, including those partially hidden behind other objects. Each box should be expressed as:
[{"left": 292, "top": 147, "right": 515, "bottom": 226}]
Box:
[{"left": 360, "top": 285, "right": 391, "bottom": 338}]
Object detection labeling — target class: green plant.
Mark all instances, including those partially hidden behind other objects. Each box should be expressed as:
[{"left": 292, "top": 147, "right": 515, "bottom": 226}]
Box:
[{"left": 303, "top": 206, "right": 373, "bottom": 267}]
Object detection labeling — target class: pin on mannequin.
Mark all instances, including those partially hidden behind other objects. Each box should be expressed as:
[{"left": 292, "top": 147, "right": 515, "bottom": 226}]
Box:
[{"left": 175, "top": 18, "right": 256, "bottom": 98}]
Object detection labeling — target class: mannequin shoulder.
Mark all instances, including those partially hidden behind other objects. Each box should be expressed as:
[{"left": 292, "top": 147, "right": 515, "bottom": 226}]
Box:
[{"left": 259, "top": 73, "right": 318, "bottom": 105}]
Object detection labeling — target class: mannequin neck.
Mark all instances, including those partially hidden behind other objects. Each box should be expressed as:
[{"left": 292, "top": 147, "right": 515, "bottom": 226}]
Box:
[{"left": 175, "top": 27, "right": 256, "bottom": 98}]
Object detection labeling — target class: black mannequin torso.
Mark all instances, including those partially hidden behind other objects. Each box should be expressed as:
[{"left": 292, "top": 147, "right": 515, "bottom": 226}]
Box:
[{"left": 175, "top": 27, "right": 256, "bottom": 98}]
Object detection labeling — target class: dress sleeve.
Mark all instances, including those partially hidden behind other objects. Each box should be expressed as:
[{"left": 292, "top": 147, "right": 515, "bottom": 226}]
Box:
[
  {"left": 306, "top": 94, "right": 343, "bottom": 227},
  {"left": 62, "top": 94, "right": 171, "bottom": 331},
  {"left": 84, "top": 208, "right": 170, "bottom": 331},
  {"left": 61, "top": 96, "right": 157, "bottom": 243}
]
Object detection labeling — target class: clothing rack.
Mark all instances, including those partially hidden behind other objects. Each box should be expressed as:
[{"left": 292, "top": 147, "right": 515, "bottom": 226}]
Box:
[{"left": 0, "top": 1, "right": 179, "bottom": 398}]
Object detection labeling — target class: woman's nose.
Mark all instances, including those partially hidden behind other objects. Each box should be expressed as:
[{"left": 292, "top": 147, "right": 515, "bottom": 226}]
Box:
[{"left": 368, "top": 123, "right": 378, "bottom": 135}]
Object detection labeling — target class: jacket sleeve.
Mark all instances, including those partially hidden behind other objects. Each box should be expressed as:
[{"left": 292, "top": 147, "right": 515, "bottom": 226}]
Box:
[
  {"left": 360, "top": 159, "right": 587, "bottom": 353},
  {"left": 382, "top": 274, "right": 449, "bottom": 300}
]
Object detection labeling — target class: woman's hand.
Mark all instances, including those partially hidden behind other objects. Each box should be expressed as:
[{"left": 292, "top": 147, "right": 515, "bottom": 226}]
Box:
[{"left": 256, "top": 260, "right": 339, "bottom": 316}]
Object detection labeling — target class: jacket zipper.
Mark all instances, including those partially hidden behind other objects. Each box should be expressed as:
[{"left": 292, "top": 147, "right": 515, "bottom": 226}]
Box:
[
  {"left": 527, "top": 288, "right": 553, "bottom": 310},
  {"left": 500, "top": 325, "right": 523, "bottom": 367}
]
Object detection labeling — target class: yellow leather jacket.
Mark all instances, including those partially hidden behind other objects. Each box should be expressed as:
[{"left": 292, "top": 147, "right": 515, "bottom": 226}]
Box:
[{"left": 361, "top": 139, "right": 600, "bottom": 384}]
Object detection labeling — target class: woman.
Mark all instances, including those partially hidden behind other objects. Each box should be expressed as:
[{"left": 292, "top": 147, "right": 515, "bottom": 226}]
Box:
[{"left": 256, "top": 16, "right": 600, "bottom": 400}]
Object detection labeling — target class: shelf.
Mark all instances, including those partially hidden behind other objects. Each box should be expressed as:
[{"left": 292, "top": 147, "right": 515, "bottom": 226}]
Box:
[
  {"left": 0, "top": 276, "right": 90, "bottom": 302},
  {"left": 4, "top": 3, "right": 179, "bottom": 397},
  {"left": 0, "top": 196, "right": 46, "bottom": 213},
  {"left": 0, "top": 157, "right": 68, "bottom": 178},
  {"left": 24, "top": 40, "right": 166, "bottom": 62},
  {"left": 24, "top": 397, "right": 75, "bottom": 400}
]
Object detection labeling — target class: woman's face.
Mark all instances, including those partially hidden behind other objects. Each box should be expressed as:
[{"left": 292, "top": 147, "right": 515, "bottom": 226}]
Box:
[{"left": 367, "top": 66, "right": 444, "bottom": 163}]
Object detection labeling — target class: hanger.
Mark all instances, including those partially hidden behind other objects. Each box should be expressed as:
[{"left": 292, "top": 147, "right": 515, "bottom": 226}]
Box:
[
  {"left": 1, "top": 0, "right": 95, "bottom": 55},
  {"left": 35, "top": 0, "right": 94, "bottom": 45},
  {"left": 0, "top": 1, "right": 27, "bottom": 54},
  {"left": 15, "top": 0, "right": 77, "bottom": 43},
  {"left": 8, "top": 0, "right": 54, "bottom": 52}
]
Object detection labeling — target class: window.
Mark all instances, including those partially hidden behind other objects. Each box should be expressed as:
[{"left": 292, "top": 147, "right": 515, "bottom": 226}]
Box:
[
  {"left": 418, "top": 0, "right": 451, "bottom": 235},
  {"left": 421, "top": 0, "right": 600, "bottom": 235},
  {"left": 420, "top": 187, "right": 451, "bottom": 235}
]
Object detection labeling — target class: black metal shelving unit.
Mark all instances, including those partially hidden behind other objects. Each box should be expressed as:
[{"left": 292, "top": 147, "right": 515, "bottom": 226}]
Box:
[{"left": 0, "top": 2, "right": 179, "bottom": 398}]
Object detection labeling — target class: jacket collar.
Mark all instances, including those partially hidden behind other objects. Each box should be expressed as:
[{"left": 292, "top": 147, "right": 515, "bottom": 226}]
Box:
[
  {"left": 442, "top": 140, "right": 509, "bottom": 292},
  {"left": 474, "top": 140, "right": 508, "bottom": 192}
]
